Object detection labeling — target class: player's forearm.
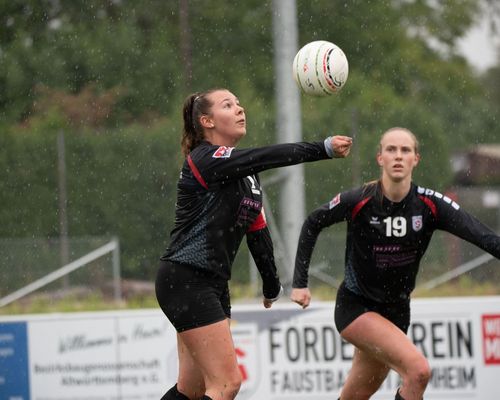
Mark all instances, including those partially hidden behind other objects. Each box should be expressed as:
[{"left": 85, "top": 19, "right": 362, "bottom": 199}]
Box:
[{"left": 247, "top": 228, "right": 282, "bottom": 298}]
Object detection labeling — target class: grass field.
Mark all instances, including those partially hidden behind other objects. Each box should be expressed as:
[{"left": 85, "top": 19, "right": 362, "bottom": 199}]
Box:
[{"left": 0, "top": 275, "right": 498, "bottom": 316}]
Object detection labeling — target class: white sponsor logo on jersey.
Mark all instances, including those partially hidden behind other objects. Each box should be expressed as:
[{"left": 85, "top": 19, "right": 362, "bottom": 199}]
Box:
[
  {"left": 417, "top": 186, "right": 460, "bottom": 210},
  {"left": 329, "top": 193, "right": 341, "bottom": 209}
]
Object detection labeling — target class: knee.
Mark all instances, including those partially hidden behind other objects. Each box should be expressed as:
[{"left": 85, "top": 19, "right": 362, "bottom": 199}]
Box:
[
  {"left": 226, "top": 373, "right": 242, "bottom": 395},
  {"left": 406, "top": 356, "right": 431, "bottom": 389},
  {"left": 205, "top": 368, "right": 242, "bottom": 398},
  {"left": 218, "top": 370, "right": 242, "bottom": 398}
]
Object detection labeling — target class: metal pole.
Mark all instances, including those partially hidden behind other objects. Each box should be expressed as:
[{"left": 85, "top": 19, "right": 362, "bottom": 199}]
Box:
[
  {"left": 57, "top": 131, "right": 70, "bottom": 288},
  {"left": 351, "top": 108, "right": 360, "bottom": 186},
  {"left": 272, "top": 0, "right": 303, "bottom": 289},
  {"left": 112, "top": 237, "right": 121, "bottom": 303},
  {"left": 179, "top": 0, "right": 193, "bottom": 92}
]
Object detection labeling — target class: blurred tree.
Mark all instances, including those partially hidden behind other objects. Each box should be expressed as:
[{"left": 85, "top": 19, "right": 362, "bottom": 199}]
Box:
[{"left": 1, "top": 0, "right": 499, "bottom": 280}]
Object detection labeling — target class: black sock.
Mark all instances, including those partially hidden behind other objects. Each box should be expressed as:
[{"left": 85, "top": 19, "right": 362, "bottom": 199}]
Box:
[
  {"left": 161, "top": 384, "right": 190, "bottom": 400},
  {"left": 395, "top": 388, "right": 405, "bottom": 400}
]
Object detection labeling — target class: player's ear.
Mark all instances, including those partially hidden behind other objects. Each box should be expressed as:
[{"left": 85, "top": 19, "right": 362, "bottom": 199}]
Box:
[
  {"left": 376, "top": 152, "right": 383, "bottom": 167},
  {"left": 413, "top": 153, "right": 420, "bottom": 167},
  {"left": 200, "top": 115, "right": 214, "bottom": 129}
]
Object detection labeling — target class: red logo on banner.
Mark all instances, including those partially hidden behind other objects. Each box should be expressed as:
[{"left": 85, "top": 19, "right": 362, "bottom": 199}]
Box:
[
  {"left": 482, "top": 314, "right": 500, "bottom": 365},
  {"left": 235, "top": 347, "right": 248, "bottom": 381}
]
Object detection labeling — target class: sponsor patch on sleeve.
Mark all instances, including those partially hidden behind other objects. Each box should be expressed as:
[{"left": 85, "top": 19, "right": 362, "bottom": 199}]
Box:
[
  {"left": 212, "top": 146, "right": 234, "bottom": 158},
  {"left": 329, "top": 193, "right": 341, "bottom": 209}
]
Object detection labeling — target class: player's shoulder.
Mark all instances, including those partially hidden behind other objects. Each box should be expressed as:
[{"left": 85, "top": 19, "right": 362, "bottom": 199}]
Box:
[
  {"left": 328, "top": 182, "right": 376, "bottom": 209},
  {"left": 414, "top": 185, "right": 461, "bottom": 212},
  {"left": 190, "top": 141, "right": 236, "bottom": 162}
]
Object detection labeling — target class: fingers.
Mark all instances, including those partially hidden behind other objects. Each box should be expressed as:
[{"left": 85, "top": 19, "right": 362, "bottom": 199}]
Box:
[
  {"left": 264, "top": 288, "right": 313, "bottom": 309},
  {"left": 263, "top": 285, "right": 284, "bottom": 309},
  {"left": 290, "top": 288, "right": 311, "bottom": 309},
  {"left": 294, "top": 297, "right": 310, "bottom": 309},
  {"left": 340, "top": 147, "right": 351, "bottom": 158},
  {"left": 333, "top": 135, "right": 353, "bottom": 142},
  {"left": 331, "top": 135, "right": 353, "bottom": 158}
]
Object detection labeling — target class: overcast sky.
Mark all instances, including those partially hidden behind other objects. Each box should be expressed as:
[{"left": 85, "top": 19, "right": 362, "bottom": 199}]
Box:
[{"left": 457, "top": 16, "right": 500, "bottom": 72}]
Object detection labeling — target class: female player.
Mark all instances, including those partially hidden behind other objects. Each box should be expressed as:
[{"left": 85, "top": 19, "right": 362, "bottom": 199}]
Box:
[
  {"left": 156, "top": 88, "right": 352, "bottom": 400},
  {"left": 291, "top": 127, "right": 500, "bottom": 400}
]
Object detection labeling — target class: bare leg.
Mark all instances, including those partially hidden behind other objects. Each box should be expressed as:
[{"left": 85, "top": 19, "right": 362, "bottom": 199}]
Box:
[
  {"left": 340, "top": 347, "right": 390, "bottom": 399},
  {"left": 178, "top": 319, "right": 241, "bottom": 400},
  {"left": 340, "top": 312, "right": 430, "bottom": 400},
  {"left": 177, "top": 332, "right": 206, "bottom": 399}
]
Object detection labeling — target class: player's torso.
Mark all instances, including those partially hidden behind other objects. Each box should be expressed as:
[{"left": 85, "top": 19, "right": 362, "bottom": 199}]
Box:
[
  {"left": 166, "top": 168, "right": 263, "bottom": 275},
  {"left": 351, "top": 194, "right": 435, "bottom": 269},
  {"left": 344, "top": 187, "right": 437, "bottom": 301},
  {"left": 206, "top": 174, "right": 264, "bottom": 234}
]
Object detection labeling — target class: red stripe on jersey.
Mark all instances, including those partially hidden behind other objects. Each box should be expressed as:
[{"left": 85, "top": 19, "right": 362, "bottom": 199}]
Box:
[
  {"left": 351, "top": 197, "right": 371, "bottom": 221},
  {"left": 187, "top": 155, "right": 208, "bottom": 190},
  {"left": 419, "top": 195, "right": 437, "bottom": 218},
  {"left": 247, "top": 210, "right": 267, "bottom": 232}
]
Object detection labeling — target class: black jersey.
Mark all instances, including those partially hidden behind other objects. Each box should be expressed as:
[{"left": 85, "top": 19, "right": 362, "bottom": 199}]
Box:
[
  {"left": 293, "top": 182, "right": 500, "bottom": 303},
  {"left": 162, "top": 140, "right": 330, "bottom": 284}
]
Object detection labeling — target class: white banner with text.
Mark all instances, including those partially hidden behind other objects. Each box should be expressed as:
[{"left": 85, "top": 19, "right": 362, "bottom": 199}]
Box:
[{"left": 1, "top": 297, "right": 499, "bottom": 399}]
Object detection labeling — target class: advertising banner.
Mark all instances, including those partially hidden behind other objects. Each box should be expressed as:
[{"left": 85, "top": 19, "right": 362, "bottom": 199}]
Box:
[{"left": 1, "top": 297, "right": 499, "bottom": 399}]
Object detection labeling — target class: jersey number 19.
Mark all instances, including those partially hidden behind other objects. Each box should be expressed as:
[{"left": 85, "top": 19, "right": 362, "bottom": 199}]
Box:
[{"left": 383, "top": 216, "right": 407, "bottom": 237}]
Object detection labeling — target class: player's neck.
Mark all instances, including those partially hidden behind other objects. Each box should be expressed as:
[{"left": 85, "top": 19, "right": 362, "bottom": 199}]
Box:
[
  {"left": 204, "top": 131, "right": 242, "bottom": 148},
  {"left": 381, "top": 177, "right": 412, "bottom": 203}
]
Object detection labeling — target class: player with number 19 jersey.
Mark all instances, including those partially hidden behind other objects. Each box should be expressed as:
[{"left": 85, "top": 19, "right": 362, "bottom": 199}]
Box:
[{"left": 294, "top": 182, "right": 500, "bottom": 303}]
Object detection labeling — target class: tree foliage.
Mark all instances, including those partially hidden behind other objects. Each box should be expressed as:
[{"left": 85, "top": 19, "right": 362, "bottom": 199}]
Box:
[{"left": 0, "top": 0, "right": 499, "bottom": 279}]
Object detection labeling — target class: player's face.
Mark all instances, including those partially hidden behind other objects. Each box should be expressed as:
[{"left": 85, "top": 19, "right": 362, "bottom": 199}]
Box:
[
  {"left": 377, "top": 129, "right": 420, "bottom": 182},
  {"left": 203, "top": 90, "right": 246, "bottom": 145}
]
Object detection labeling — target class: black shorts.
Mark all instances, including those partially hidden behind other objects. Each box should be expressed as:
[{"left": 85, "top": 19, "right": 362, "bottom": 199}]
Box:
[
  {"left": 334, "top": 282, "right": 411, "bottom": 334},
  {"left": 155, "top": 260, "right": 231, "bottom": 332}
]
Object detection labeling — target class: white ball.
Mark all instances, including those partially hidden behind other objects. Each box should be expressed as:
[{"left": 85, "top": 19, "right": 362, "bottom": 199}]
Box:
[{"left": 293, "top": 40, "right": 349, "bottom": 96}]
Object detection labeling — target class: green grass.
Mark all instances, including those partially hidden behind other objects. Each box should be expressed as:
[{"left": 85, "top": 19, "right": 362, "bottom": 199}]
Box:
[
  {"left": 0, "top": 278, "right": 498, "bottom": 316},
  {"left": 413, "top": 275, "right": 500, "bottom": 297}
]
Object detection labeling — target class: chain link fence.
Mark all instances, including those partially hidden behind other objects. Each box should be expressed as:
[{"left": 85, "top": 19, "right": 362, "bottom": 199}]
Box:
[{"left": 0, "top": 236, "right": 119, "bottom": 306}]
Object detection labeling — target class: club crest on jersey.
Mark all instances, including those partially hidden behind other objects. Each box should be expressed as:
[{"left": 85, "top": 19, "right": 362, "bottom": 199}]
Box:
[
  {"left": 412, "top": 215, "right": 423, "bottom": 232},
  {"left": 329, "top": 193, "right": 341, "bottom": 209},
  {"left": 212, "top": 146, "right": 234, "bottom": 158}
]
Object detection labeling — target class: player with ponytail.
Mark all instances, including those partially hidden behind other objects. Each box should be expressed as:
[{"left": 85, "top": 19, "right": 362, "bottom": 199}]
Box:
[{"left": 157, "top": 88, "right": 352, "bottom": 400}]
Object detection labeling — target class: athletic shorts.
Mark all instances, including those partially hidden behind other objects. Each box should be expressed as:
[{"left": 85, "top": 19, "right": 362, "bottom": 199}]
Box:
[
  {"left": 334, "top": 281, "right": 411, "bottom": 334},
  {"left": 155, "top": 260, "right": 231, "bottom": 332}
]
